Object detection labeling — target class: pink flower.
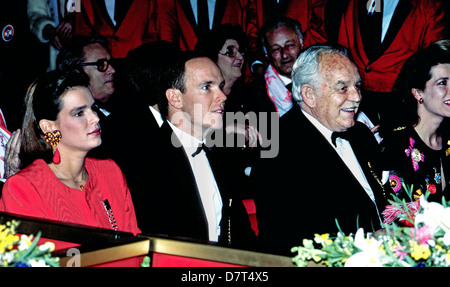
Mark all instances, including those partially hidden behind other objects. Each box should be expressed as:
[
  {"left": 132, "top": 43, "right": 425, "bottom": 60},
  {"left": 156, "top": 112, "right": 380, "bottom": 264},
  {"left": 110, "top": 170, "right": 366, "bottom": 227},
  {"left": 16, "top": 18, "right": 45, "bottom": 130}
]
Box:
[
  {"left": 411, "top": 225, "right": 433, "bottom": 245},
  {"left": 382, "top": 201, "right": 420, "bottom": 225},
  {"left": 393, "top": 245, "right": 408, "bottom": 260}
]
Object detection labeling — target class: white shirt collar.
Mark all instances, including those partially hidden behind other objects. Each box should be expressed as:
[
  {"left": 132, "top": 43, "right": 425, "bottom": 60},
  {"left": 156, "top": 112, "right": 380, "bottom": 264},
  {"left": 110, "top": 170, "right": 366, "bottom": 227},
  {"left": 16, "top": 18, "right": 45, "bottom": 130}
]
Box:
[
  {"left": 149, "top": 106, "right": 164, "bottom": 128},
  {"left": 167, "top": 121, "right": 203, "bottom": 155},
  {"left": 279, "top": 74, "right": 292, "bottom": 86}
]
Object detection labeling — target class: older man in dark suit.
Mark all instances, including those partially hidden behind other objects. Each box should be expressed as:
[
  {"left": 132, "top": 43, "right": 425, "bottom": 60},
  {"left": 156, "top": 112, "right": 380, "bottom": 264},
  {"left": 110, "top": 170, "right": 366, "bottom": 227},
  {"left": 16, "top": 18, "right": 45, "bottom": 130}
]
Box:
[{"left": 251, "top": 44, "right": 388, "bottom": 256}]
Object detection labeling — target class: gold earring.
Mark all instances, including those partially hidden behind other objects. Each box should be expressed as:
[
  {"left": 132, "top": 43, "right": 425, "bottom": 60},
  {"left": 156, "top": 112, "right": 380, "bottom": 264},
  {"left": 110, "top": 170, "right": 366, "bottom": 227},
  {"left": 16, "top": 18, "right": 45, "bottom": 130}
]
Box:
[{"left": 45, "top": 130, "right": 62, "bottom": 164}]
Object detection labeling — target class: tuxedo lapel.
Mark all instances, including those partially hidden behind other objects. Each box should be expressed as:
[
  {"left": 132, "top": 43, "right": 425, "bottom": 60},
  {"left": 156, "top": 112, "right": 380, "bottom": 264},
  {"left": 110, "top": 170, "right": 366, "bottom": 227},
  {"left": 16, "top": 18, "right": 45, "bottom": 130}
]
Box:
[
  {"left": 346, "top": 123, "right": 388, "bottom": 212},
  {"left": 212, "top": 0, "right": 228, "bottom": 30},
  {"left": 96, "top": 0, "right": 116, "bottom": 29},
  {"left": 180, "top": 0, "right": 201, "bottom": 36},
  {"left": 159, "top": 121, "right": 209, "bottom": 235},
  {"left": 114, "top": 0, "right": 134, "bottom": 29},
  {"left": 379, "top": 0, "right": 412, "bottom": 56},
  {"left": 357, "top": 0, "right": 383, "bottom": 62}
]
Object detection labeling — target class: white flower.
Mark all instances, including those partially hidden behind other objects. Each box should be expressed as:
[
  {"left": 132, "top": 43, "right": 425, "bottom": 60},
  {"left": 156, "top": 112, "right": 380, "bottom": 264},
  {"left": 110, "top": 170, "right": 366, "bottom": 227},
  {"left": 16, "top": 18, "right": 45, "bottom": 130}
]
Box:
[
  {"left": 39, "top": 242, "right": 55, "bottom": 252},
  {"left": 17, "top": 234, "right": 33, "bottom": 251},
  {"left": 415, "top": 196, "right": 450, "bottom": 245},
  {"left": 344, "top": 228, "right": 386, "bottom": 267},
  {"left": 28, "top": 259, "right": 49, "bottom": 267},
  {"left": 0, "top": 252, "right": 15, "bottom": 264}
]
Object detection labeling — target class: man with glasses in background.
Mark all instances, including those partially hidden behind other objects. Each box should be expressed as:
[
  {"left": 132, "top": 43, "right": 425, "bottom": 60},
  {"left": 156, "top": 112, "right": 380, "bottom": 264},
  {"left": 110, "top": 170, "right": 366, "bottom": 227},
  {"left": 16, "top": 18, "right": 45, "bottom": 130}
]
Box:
[
  {"left": 57, "top": 35, "right": 116, "bottom": 119},
  {"left": 247, "top": 17, "right": 304, "bottom": 118}
]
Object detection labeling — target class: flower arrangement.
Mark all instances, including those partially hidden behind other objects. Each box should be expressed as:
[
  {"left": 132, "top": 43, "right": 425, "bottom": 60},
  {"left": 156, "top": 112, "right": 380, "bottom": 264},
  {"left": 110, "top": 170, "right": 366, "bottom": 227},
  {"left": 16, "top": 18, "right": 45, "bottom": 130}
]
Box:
[
  {"left": 291, "top": 184, "right": 450, "bottom": 267},
  {"left": 0, "top": 219, "right": 60, "bottom": 267}
]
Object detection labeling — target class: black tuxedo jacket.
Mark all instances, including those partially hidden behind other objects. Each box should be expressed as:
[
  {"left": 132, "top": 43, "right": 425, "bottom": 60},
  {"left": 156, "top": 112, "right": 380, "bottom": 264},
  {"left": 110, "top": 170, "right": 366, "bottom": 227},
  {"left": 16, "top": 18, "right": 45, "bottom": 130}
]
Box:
[
  {"left": 129, "top": 121, "right": 257, "bottom": 250},
  {"left": 251, "top": 106, "right": 387, "bottom": 256}
]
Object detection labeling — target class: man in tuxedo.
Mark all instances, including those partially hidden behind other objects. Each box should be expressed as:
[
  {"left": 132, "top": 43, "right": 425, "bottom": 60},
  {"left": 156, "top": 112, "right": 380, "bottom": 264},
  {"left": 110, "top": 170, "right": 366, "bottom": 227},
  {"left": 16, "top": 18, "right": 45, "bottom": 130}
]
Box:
[
  {"left": 251, "top": 44, "right": 388, "bottom": 256},
  {"left": 134, "top": 54, "right": 257, "bottom": 250},
  {"left": 337, "top": 0, "right": 447, "bottom": 126}
]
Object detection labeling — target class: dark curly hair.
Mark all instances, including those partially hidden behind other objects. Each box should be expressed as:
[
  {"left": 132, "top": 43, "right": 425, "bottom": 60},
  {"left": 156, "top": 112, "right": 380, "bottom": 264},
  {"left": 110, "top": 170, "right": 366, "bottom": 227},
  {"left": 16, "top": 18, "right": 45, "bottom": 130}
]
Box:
[{"left": 390, "top": 40, "right": 450, "bottom": 130}]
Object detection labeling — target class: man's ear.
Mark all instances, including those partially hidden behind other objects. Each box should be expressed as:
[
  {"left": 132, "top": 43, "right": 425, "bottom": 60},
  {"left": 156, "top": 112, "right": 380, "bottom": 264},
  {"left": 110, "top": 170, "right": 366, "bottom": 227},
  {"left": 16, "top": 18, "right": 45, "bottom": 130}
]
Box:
[
  {"left": 301, "top": 84, "right": 317, "bottom": 108},
  {"left": 166, "top": 88, "right": 183, "bottom": 110},
  {"left": 39, "top": 119, "right": 57, "bottom": 134}
]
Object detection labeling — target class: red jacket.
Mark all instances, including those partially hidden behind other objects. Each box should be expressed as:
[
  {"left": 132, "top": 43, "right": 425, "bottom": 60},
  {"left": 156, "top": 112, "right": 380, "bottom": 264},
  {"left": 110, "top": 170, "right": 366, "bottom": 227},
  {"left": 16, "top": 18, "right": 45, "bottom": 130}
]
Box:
[
  {"left": 74, "top": 0, "right": 159, "bottom": 58},
  {"left": 158, "top": 0, "right": 261, "bottom": 51},
  {"left": 0, "top": 158, "right": 141, "bottom": 235},
  {"left": 338, "top": 0, "right": 446, "bottom": 93},
  {"left": 284, "top": 0, "right": 328, "bottom": 48}
]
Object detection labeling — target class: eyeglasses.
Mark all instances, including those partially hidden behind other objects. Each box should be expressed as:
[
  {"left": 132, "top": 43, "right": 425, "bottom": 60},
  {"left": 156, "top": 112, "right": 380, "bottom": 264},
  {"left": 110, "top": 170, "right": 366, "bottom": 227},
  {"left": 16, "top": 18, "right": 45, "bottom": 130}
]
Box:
[
  {"left": 269, "top": 42, "right": 300, "bottom": 57},
  {"left": 80, "top": 58, "right": 111, "bottom": 72},
  {"left": 218, "top": 45, "right": 245, "bottom": 58}
]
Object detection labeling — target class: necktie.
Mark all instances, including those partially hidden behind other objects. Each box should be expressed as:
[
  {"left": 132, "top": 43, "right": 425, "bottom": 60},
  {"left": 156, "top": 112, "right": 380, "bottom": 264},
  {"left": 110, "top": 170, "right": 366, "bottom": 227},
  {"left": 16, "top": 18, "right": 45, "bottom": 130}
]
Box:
[{"left": 197, "top": 0, "right": 210, "bottom": 38}]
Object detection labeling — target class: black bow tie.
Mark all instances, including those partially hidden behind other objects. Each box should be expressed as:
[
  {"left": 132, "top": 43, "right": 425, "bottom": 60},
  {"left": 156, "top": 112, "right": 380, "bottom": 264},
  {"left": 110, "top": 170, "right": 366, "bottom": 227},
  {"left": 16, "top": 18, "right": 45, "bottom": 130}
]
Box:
[
  {"left": 191, "top": 143, "right": 212, "bottom": 157},
  {"left": 331, "top": 131, "right": 350, "bottom": 147}
]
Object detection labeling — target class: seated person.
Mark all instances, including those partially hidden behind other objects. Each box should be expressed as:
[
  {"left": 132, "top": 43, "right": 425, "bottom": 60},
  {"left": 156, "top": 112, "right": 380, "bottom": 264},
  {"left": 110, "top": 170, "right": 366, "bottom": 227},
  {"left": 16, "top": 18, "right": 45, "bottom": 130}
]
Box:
[
  {"left": 251, "top": 44, "right": 387, "bottom": 256},
  {"left": 0, "top": 69, "right": 140, "bottom": 235},
  {"left": 380, "top": 40, "right": 450, "bottom": 212},
  {"left": 134, "top": 53, "right": 257, "bottom": 250}
]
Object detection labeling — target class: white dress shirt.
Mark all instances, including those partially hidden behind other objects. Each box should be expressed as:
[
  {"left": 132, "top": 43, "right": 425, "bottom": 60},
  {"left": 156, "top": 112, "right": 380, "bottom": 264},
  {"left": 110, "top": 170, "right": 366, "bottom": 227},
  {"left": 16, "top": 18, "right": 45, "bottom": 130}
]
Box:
[
  {"left": 149, "top": 106, "right": 164, "bottom": 128},
  {"left": 104, "top": 0, "right": 116, "bottom": 26},
  {"left": 381, "top": 0, "right": 400, "bottom": 42},
  {"left": 367, "top": 0, "right": 400, "bottom": 42},
  {"left": 168, "top": 121, "right": 223, "bottom": 242},
  {"left": 190, "top": 0, "right": 216, "bottom": 29}
]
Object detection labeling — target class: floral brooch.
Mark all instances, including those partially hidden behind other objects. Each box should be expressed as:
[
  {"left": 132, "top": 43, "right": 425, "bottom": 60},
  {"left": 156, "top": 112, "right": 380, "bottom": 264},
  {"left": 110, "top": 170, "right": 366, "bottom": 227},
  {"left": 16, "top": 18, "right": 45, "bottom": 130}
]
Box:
[{"left": 405, "top": 137, "right": 424, "bottom": 171}]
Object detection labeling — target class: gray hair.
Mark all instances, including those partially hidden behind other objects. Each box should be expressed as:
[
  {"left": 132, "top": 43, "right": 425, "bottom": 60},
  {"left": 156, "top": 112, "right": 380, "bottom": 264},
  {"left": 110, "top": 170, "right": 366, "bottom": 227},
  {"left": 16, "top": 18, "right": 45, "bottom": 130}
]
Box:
[
  {"left": 291, "top": 44, "right": 348, "bottom": 103},
  {"left": 260, "top": 17, "right": 304, "bottom": 55}
]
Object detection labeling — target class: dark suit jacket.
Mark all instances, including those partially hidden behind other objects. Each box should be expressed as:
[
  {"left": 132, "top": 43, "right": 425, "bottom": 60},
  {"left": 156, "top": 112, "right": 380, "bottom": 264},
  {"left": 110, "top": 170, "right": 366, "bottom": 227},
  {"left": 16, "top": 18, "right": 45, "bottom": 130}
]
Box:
[
  {"left": 93, "top": 92, "right": 161, "bottom": 192},
  {"left": 251, "top": 106, "right": 387, "bottom": 256},
  {"left": 117, "top": 120, "right": 257, "bottom": 250}
]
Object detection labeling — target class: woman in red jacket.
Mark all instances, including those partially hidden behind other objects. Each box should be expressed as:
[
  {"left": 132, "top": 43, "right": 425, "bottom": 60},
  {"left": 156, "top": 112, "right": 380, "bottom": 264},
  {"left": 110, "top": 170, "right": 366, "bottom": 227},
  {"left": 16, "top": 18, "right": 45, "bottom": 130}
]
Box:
[{"left": 0, "top": 68, "right": 141, "bottom": 236}]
